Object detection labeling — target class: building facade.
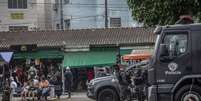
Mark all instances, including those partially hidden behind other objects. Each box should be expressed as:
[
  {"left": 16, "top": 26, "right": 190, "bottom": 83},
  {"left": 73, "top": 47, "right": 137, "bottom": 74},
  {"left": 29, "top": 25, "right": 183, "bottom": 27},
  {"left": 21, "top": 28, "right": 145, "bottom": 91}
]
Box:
[
  {"left": 0, "top": 0, "right": 55, "bottom": 32},
  {"left": 54, "top": 0, "right": 141, "bottom": 30}
]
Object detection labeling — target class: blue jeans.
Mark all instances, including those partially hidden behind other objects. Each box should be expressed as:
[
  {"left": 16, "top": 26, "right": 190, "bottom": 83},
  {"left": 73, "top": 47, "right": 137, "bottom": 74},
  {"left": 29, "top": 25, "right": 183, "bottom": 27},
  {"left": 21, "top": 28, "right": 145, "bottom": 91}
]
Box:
[
  {"left": 42, "top": 88, "right": 49, "bottom": 96},
  {"left": 38, "top": 88, "right": 49, "bottom": 97}
]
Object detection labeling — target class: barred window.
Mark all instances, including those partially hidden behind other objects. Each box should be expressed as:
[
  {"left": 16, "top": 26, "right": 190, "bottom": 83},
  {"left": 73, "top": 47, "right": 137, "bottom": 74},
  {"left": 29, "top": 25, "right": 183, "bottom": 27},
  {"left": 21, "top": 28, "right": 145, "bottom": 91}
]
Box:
[
  {"left": 9, "top": 26, "right": 28, "bottom": 32},
  {"left": 8, "top": 0, "right": 27, "bottom": 9},
  {"left": 110, "top": 18, "right": 121, "bottom": 27},
  {"left": 64, "top": 0, "right": 70, "bottom": 4},
  {"left": 64, "top": 19, "right": 70, "bottom": 29}
]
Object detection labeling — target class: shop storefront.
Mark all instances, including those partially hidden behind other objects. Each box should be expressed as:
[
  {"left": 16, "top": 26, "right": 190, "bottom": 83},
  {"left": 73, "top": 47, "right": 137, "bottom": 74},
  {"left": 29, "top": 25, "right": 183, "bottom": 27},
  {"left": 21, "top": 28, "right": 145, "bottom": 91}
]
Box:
[
  {"left": 62, "top": 50, "right": 116, "bottom": 67},
  {"left": 0, "top": 52, "right": 13, "bottom": 92},
  {"left": 0, "top": 27, "right": 156, "bottom": 92},
  {"left": 62, "top": 47, "right": 117, "bottom": 90},
  {"left": 13, "top": 50, "right": 63, "bottom": 59},
  {"left": 10, "top": 50, "right": 63, "bottom": 88}
]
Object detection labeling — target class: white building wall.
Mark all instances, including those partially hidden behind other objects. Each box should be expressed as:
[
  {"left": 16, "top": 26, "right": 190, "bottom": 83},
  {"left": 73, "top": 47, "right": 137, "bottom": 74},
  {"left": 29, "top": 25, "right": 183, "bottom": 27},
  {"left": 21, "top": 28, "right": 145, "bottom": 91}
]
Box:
[
  {"left": 44, "top": 0, "right": 55, "bottom": 30},
  {"left": 0, "top": 0, "right": 54, "bottom": 31},
  {"left": 55, "top": 0, "right": 139, "bottom": 30},
  {"left": 97, "top": 0, "right": 139, "bottom": 28},
  {"left": 54, "top": 0, "right": 97, "bottom": 29}
]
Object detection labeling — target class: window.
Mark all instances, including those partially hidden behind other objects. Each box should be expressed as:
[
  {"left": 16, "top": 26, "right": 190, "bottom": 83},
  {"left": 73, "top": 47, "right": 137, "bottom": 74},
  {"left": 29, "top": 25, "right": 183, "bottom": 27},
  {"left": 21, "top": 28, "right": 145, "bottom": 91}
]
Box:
[
  {"left": 8, "top": 0, "right": 27, "bottom": 9},
  {"left": 110, "top": 18, "right": 121, "bottom": 27},
  {"left": 163, "top": 33, "right": 188, "bottom": 56},
  {"left": 56, "top": 24, "right": 60, "bottom": 30},
  {"left": 54, "top": 0, "right": 59, "bottom": 12},
  {"left": 9, "top": 26, "right": 28, "bottom": 32},
  {"left": 64, "top": 19, "right": 70, "bottom": 29},
  {"left": 55, "top": 0, "right": 59, "bottom": 4},
  {"left": 64, "top": 0, "right": 70, "bottom": 4}
]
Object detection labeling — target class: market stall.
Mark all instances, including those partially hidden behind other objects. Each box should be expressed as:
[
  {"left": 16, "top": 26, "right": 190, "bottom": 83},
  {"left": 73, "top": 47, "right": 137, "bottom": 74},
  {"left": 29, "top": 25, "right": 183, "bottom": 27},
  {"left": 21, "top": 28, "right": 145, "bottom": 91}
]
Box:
[
  {"left": 0, "top": 52, "right": 13, "bottom": 100},
  {"left": 122, "top": 52, "right": 151, "bottom": 65}
]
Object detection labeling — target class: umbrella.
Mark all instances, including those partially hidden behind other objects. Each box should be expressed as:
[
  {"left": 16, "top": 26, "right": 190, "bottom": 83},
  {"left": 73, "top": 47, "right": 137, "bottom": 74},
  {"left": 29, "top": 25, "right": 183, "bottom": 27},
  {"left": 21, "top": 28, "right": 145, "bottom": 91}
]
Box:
[{"left": 122, "top": 53, "right": 151, "bottom": 62}]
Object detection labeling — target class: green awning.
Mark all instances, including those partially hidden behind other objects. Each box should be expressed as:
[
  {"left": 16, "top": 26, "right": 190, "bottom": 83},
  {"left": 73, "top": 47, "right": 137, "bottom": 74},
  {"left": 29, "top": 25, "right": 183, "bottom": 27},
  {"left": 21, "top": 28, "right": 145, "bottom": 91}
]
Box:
[
  {"left": 13, "top": 50, "right": 63, "bottom": 59},
  {"left": 63, "top": 51, "right": 116, "bottom": 67},
  {"left": 120, "top": 49, "right": 133, "bottom": 55}
]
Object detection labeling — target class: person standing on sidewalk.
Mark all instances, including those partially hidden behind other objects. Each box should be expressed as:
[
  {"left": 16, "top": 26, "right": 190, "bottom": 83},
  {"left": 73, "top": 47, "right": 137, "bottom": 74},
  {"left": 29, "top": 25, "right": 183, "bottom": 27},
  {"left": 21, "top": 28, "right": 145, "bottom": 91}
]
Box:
[
  {"left": 53, "top": 71, "right": 63, "bottom": 99},
  {"left": 64, "top": 67, "right": 73, "bottom": 98},
  {"left": 10, "top": 77, "right": 17, "bottom": 96}
]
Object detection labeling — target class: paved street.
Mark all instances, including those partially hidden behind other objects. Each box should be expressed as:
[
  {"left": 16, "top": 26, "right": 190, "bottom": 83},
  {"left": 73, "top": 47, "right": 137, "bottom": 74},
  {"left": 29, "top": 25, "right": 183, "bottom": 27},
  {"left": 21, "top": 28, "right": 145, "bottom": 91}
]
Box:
[
  {"left": 53, "top": 92, "right": 94, "bottom": 101},
  {"left": 0, "top": 92, "right": 94, "bottom": 101}
]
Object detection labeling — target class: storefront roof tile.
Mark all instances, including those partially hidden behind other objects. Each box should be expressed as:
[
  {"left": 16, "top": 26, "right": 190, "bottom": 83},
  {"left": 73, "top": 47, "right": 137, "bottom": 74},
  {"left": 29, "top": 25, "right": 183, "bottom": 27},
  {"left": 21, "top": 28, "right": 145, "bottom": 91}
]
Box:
[{"left": 0, "top": 27, "right": 156, "bottom": 50}]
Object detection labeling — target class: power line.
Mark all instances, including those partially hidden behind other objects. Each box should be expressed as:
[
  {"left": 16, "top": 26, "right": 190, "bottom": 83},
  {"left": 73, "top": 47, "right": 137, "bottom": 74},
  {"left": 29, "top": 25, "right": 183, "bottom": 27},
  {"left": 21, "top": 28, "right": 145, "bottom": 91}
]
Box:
[
  {"left": 0, "top": 2, "right": 130, "bottom": 8},
  {"left": 60, "top": 0, "right": 64, "bottom": 30},
  {"left": 0, "top": 14, "right": 105, "bottom": 20},
  {"left": 0, "top": 2, "right": 128, "bottom": 6},
  {"left": 0, "top": 15, "right": 106, "bottom": 25},
  {"left": 0, "top": 20, "right": 106, "bottom": 26},
  {"left": 105, "top": 0, "right": 108, "bottom": 28}
]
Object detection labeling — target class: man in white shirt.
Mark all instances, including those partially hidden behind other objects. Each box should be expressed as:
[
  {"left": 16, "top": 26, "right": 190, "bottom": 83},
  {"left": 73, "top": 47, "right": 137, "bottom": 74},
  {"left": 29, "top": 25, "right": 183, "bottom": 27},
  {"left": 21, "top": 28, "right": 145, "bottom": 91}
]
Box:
[{"left": 10, "top": 77, "right": 17, "bottom": 95}]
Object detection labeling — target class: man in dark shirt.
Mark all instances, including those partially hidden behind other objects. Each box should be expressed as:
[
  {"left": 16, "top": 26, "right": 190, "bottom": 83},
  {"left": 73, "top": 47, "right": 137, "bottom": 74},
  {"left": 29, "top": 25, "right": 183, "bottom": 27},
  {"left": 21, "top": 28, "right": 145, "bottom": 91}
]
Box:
[{"left": 64, "top": 67, "right": 73, "bottom": 98}]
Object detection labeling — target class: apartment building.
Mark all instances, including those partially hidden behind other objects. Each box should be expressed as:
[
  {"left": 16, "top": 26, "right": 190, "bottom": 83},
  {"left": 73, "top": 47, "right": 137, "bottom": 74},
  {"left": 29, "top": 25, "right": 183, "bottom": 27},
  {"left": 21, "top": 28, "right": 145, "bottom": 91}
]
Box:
[
  {"left": 54, "top": 0, "right": 140, "bottom": 30},
  {"left": 0, "top": 0, "right": 55, "bottom": 32}
]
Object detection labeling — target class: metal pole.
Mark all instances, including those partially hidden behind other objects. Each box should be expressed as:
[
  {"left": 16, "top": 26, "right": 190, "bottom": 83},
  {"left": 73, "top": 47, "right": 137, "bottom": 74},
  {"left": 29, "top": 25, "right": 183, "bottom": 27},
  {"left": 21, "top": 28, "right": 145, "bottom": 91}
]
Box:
[
  {"left": 60, "top": 0, "right": 64, "bottom": 30},
  {"left": 116, "top": 45, "right": 121, "bottom": 64},
  {"left": 105, "top": 0, "right": 108, "bottom": 28},
  {"left": 62, "top": 65, "right": 65, "bottom": 94},
  {"left": 2, "top": 63, "right": 5, "bottom": 88}
]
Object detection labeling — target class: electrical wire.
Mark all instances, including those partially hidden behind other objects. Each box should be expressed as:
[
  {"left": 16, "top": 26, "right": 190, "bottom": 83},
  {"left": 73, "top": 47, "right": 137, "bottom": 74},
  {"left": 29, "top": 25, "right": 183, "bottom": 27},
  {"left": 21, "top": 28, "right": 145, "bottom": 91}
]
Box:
[
  {"left": 0, "top": 2, "right": 130, "bottom": 8},
  {"left": 0, "top": 1, "right": 135, "bottom": 30}
]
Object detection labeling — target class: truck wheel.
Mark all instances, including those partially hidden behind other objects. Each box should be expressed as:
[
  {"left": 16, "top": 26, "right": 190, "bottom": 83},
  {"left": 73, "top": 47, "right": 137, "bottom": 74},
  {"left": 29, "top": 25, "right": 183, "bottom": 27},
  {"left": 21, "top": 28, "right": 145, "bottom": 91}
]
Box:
[
  {"left": 97, "top": 88, "right": 119, "bottom": 101},
  {"left": 174, "top": 85, "right": 201, "bottom": 101}
]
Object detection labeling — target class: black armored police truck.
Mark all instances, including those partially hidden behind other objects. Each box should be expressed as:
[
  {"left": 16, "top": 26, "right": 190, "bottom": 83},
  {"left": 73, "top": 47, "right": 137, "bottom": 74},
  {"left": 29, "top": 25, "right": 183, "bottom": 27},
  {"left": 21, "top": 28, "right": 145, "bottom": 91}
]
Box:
[
  {"left": 87, "top": 17, "right": 201, "bottom": 101},
  {"left": 148, "top": 17, "right": 201, "bottom": 101}
]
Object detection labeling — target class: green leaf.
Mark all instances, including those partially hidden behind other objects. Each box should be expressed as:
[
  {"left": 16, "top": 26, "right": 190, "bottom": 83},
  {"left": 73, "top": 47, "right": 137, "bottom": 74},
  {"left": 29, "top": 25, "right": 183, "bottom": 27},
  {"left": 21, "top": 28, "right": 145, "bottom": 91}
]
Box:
[{"left": 127, "top": 0, "right": 201, "bottom": 26}]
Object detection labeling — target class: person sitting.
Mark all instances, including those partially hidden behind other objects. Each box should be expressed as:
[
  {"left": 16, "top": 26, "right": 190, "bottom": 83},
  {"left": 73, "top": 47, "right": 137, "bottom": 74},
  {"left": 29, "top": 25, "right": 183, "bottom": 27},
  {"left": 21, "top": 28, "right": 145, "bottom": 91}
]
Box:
[
  {"left": 21, "top": 82, "right": 30, "bottom": 101},
  {"left": 38, "top": 76, "right": 50, "bottom": 101},
  {"left": 28, "top": 66, "right": 37, "bottom": 80},
  {"left": 29, "top": 76, "right": 39, "bottom": 100}
]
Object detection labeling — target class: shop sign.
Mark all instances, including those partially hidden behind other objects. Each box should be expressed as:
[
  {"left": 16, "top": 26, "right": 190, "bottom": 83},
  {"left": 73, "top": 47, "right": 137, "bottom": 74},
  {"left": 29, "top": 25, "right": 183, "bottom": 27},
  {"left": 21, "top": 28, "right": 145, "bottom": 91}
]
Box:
[
  {"left": 10, "top": 44, "right": 37, "bottom": 52},
  {"left": 10, "top": 13, "right": 24, "bottom": 20}
]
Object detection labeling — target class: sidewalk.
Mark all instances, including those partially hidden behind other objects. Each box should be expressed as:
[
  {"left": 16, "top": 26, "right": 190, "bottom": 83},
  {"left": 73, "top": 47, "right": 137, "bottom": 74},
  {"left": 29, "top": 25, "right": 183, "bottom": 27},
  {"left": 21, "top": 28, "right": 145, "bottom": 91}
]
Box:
[{"left": 0, "top": 92, "right": 88, "bottom": 101}]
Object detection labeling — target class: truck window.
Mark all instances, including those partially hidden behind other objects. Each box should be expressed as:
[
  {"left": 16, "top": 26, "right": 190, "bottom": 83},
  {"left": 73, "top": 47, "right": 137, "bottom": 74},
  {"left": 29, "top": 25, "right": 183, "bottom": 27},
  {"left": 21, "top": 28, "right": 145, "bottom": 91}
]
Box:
[{"left": 163, "top": 33, "right": 188, "bottom": 57}]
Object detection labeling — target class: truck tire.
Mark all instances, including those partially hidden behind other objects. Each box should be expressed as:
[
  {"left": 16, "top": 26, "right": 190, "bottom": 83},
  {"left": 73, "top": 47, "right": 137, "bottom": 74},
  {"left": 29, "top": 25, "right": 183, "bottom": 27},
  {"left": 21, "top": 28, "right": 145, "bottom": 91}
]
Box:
[
  {"left": 97, "top": 88, "right": 119, "bottom": 101},
  {"left": 174, "top": 85, "right": 201, "bottom": 101}
]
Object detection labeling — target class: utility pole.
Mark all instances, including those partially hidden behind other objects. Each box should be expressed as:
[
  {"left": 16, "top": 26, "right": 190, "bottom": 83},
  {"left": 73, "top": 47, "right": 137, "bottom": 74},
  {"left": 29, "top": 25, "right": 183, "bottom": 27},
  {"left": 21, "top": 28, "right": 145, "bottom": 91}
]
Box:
[
  {"left": 116, "top": 45, "right": 121, "bottom": 64},
  {"left": 60, "top": 0, "right": 64, "bottom": 30},
  {"left": 105, "top": 0, "right": 108, "bottom": 28}
]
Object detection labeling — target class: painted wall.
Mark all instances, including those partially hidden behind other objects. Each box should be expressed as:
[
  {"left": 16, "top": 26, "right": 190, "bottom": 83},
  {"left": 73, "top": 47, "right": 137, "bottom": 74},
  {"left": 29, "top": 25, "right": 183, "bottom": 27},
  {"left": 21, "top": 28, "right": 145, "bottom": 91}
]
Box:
[
  {"left": 96, "top": 0, "right": 139, "bottom": 28},
  {"left": 55, "top": 0, "right": 140, "bottom": 30},
  {"left": 0, "top": 0, "right": 55, "bottom": 31}
]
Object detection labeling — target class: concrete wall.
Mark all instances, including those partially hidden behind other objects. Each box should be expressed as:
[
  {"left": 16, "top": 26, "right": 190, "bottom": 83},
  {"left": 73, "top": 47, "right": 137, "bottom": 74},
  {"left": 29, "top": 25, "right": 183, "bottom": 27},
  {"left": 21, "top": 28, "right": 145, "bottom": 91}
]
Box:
[
  {"left": 96, "top": 0, "right": 139, "bottom": 28},
  {"left": 55, "top": 0, "right": 140, "bottom": 30},
  {"left": 63, "top": 0, "right": 97, "bottom": 29},
  {"left": 0, "top": 0, "right": 54, "bottom": 31}
]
